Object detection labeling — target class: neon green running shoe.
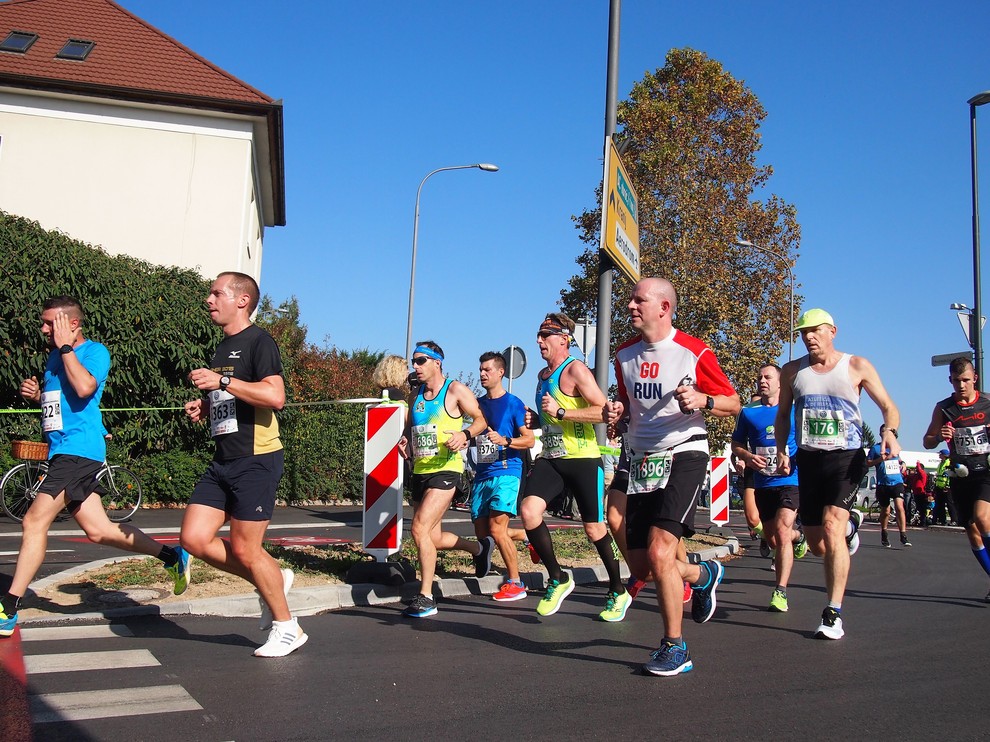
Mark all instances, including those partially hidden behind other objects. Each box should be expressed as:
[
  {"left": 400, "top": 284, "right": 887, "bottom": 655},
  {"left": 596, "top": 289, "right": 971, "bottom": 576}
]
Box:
[
  {"left": 165, "top": 546, "right": 192, "bottom": 595},
  {"left": 793, "top": 531, "right": 808, "bottom": 559},
  {"left": 768, "top": 588, "right": 789, "bottom": 613},
  {"left": 599, "top": 590, "right": 632, "bottom": 622},
  {"left": 0, "top": 608, "right": 17, "bottom": 637},
  {"left": 536, "top": 569, "right": 574, "bottom": 616}
]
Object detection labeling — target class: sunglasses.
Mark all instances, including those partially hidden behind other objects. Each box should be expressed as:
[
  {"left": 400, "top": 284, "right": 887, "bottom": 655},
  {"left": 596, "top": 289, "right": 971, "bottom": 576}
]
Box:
[
  {"left": 537, "top": 331, "right": 558, "bottom": 339},
  {"left": 411, "top": 356, "right": 431, "bottom": 366}
]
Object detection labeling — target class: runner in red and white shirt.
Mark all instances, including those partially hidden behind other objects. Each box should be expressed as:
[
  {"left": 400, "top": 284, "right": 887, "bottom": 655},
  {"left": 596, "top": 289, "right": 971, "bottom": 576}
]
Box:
[{"left": 607, "top": 277, "right": 739, "bottom": 677}]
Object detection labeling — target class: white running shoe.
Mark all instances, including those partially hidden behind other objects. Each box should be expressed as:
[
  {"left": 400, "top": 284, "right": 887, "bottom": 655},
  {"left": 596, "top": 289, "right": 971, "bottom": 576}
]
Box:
[
  {"left": 847, "top": 509, "right": 862, "bottom": 555},
  {"left": 254, "top": 617, "right": 308, "bottom": 658},
  {"left": 259, "top": 568, "right": 295, "bottom": 631}
]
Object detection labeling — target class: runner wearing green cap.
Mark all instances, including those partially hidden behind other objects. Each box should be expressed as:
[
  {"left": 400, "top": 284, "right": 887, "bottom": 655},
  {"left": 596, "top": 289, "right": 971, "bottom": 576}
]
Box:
[{"left": 775, "top": 308, "right": 901, "bottom": 640}]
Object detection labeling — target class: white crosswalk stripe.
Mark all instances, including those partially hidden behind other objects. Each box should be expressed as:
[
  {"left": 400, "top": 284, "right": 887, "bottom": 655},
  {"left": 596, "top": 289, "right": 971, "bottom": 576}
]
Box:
[{"left": 19, "top": 622, "right": 203, "bottom": 724}]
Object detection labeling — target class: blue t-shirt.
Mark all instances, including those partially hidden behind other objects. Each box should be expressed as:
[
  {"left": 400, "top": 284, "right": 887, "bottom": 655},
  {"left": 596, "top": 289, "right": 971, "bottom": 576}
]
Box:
[
  {"left": 870, "top": 444, "right": 903, "bottom": 485},
  {"left": 42, "top": 339, "right": 111, "bottom": 462},
  {"left": 731, "top": 402, "right": 798, "bottom": 488},
  {"left": 474, "top": 391, "right": 527, "bottom": 481}
]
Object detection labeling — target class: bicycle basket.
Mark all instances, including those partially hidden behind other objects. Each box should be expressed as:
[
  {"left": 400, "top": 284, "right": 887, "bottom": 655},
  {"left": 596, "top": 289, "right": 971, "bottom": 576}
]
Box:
[{"left": 11, "top": 440, "right": 49, "bottom": 461}]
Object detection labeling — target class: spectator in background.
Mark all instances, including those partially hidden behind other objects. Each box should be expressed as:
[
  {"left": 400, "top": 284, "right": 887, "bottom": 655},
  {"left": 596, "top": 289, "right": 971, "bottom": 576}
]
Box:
[
  {"left": 372, "top": 355, "right": 410, "bottom": 403},
  {"left": 906, "top": 463, "right": 929, "bottom": 528},
  {"left": 933, "top": 449, "right": 957, "bottom": 526}
]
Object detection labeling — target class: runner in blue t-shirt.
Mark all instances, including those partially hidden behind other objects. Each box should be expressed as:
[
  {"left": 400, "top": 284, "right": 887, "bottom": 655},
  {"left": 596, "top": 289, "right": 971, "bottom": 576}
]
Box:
[
  {"left": 2, "top": 296, "right": 190, "bottom": 639},
  {"left": 865, "top": 424, "right": 910, "bottom": 547},
  {"left": 731, "top": 364, "right": 807, "bottom": 613},
  {"left": 472, "top": 351, "right": 535, "bottom": 602}
]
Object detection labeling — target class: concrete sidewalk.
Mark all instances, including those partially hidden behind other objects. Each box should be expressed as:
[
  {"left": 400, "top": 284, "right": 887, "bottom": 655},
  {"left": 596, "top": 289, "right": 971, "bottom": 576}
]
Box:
[{"left": 17, "top": 537, "right": 739, "bottom": 626}]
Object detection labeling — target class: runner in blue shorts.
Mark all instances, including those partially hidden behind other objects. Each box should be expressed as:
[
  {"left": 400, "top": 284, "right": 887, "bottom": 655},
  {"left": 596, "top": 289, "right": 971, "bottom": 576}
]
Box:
[{"left": 471, "top": 352, "right": 535, "bottom": 602}]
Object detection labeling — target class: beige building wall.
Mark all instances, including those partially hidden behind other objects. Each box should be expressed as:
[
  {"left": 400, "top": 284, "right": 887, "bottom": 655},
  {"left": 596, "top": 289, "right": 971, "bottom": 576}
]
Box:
[{"left": 0, "top": 90, "right": 266, "bottom": 282}]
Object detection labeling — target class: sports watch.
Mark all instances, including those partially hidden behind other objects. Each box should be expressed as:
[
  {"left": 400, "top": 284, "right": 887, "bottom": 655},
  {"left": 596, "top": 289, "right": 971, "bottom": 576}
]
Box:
[
  {"left": 219, "top": 375, "right": 232, "bottom": 392},
  {"left": 59, "top": 344, "right": 73, "bottom": 355},
  {"left": 555, "top": 407, "right": 566, "bottom": 421}
]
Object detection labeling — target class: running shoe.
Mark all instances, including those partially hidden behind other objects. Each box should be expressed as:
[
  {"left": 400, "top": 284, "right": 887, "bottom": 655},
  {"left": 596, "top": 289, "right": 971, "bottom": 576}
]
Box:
[
  {"left": 258, "top": 568, "right": 295, "bottom": 631},
  {"left": 691, "top": 560, "right": 724, "bottom": 624},
  {"left": 536, "top": 570, "right": 574, "bottom": 617},
  {"left": 793, "top": 531, "right": 808, "bottom": 559},
  {"left": 403, "top": 594, "right": 438, "bottom": 618},
  {"left": 768, "top": 588, "right": 788, "bottom": 613},
  {"left": 0, "top": 609, "right": 16, "bottom": 637},
  {"left": 753, "top": 522, "right": 764, "bottom": 539},
  {"left": 253, "top": 617, "right": 308, "bottom": 658},
  {"left": 847, "top": 509, "right": 863, "bottom": 555},
  {"left": 642, "top": 640, "right": 693, "bottom": 677},
  {"left": 626, "top": 575, "right": 647, "bottom": 599},
  {"left": 900, "top": 534, "right": 913, "bottom": 548},
  {"left": 165, "top": 546, "right": 192, "bottom": 595},
  {"left": 526, "top": 540, "right": 541, "bottom": 565},
  {"left": 814, "top": 607, "right": 844, "bottom": 640},
  {"left": 492, "top": 580, "right": 527, "bottom": 602},
  {"left": 759, "top": 539, "right": 772, "bottom": 559},
  {"left": 474, "top": 536, "right": 495, "bottom": 578},
  {"left": 599, "top": 590, "right": 632, "bottom": 622},
  {"left": 881, "top": 532, "right": 891, "bottom": 548},
  {"left": 683, "top": 581, "right": 692, "bottom": 604}
]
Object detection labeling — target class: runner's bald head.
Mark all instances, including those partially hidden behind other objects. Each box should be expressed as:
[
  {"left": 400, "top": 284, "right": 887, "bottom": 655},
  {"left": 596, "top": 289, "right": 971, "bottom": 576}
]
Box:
[{"left": 640, "top": 277, "right": 677, "bottom": 313}]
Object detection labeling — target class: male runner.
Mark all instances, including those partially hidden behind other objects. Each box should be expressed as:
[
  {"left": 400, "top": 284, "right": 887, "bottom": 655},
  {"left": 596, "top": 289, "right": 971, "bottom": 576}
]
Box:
[
  {"left": 866, "top": 424, "right": 910, "bottom": 547},
  {"left": 732, "top": 364, "right": 806, "bottom": 612},
  {"left": 922, "top": 356, "right": 990, "bottom": 602},
  {"left": 519, "top": 313, "right": 628, "bottom": 621},
  {"left": 180, "top": 272, "right": 302, "bottom": 657},
  {"left": 608, "top": 278, "right": 739, "bottom": 676},
  {"left": 2, "top": 297, "right": 189, "bottom": 637},
  {"left": 775, "top": 308, "right": 900, "bottom": 639},
  {"left": 472, "top": 351, "right": 534, "bottom": 602},
  {"left": 400, "top": 341, "right": 493, "bottom": 618}
]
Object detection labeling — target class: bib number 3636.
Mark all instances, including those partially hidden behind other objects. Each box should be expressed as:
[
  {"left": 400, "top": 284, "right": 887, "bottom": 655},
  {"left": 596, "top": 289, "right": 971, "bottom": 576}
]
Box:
[{"left": 209, "top": 390, "right": 238, "bottom": 436}]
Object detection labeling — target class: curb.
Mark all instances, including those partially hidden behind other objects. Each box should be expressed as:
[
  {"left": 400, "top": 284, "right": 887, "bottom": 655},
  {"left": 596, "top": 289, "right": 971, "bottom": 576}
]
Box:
[{"left": 18, "top": 537, "right": 738, "bottom": 626}]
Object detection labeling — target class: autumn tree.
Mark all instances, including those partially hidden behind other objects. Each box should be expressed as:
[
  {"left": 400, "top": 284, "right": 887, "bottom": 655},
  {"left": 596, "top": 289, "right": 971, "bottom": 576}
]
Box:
[{"left": 563, "top": 48, "right": 801, "bottom": 444}]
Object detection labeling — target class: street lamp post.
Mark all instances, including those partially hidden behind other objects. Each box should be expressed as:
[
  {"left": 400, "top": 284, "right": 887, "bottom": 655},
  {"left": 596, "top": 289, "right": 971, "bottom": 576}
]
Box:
[
  {"left": 735, "top": 239, "right": 795, "bottom": 362},
  {"left": 969, "top": 91, "right": 990, "bottom": 390},
  {"left": 405, "top": 163, "right": 499, "bottom": 360}
]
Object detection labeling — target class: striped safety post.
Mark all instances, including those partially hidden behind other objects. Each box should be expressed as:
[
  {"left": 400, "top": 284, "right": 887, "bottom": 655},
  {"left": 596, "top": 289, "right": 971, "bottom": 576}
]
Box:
[
  {"left": 362, "top": 403, "right": 405, "bottom": 562},
  {"left": 709, "top": 455, "right": 730, "bottom": 525}
]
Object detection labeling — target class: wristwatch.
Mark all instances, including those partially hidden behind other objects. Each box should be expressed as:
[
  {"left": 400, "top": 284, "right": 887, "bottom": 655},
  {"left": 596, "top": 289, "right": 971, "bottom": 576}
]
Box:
[
  {"left": 219, "top": 375, "right": 232, "bottom": 392},
  {"left": 59, "top": 344, "right": 73, "bottom": 355},
  {"left": 887, "top": 428, "right": 898, "bottom": 439},
  {"left": 705, "top": 395, "right": 715, "bottom": 411},
  {"left": 555, "top": 407, "right": 566, "bottom": 421}
]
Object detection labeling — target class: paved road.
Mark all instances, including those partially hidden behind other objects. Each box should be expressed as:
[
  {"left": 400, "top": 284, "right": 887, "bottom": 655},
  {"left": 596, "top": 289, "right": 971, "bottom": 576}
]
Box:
[{"left": 8, "top": 522, "right": 988, "bottom": 741}]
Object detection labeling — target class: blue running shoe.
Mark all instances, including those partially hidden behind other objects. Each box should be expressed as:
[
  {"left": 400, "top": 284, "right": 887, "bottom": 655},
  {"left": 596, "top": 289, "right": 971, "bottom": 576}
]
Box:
[
  {"left": 403, "top": 594, "right": 438, "bottom": 618},
  {"left": 691, "top": 559, "right": 724, "bottom": 624},
  {"left": 642, "top": 640, "right": 693, "bottom": 676},
  {"left": 0, "top": 609, "right": 17, "bottom": 637},
  {"left": 165, "top": 546, "right": 192, "bottom": 595}
]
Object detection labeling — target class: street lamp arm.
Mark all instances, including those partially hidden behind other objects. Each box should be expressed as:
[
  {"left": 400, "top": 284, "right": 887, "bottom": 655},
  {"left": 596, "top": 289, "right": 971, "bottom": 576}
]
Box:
[{"left": 735, "top": 238, "right": 796, "bottom": 362}]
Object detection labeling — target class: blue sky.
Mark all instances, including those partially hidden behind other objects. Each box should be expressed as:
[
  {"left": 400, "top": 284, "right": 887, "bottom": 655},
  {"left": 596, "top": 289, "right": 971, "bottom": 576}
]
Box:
[{"left": 126, "top": 0, "right": 990, "bottom": 450}]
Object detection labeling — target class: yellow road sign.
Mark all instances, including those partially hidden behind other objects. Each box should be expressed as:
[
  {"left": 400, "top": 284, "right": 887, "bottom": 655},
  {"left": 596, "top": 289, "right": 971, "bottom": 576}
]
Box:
[{"left": 600, "top": 137, "right": 640, "bottom": 282}]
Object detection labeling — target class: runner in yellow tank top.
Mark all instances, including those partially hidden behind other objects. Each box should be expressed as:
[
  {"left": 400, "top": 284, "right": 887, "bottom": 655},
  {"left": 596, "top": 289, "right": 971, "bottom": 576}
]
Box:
[
  {"left": 519, "top": 313, "right": 630, "bottom": 621},
  {"left": 398, "top": 340, "right": 493, "bottom": 619}
]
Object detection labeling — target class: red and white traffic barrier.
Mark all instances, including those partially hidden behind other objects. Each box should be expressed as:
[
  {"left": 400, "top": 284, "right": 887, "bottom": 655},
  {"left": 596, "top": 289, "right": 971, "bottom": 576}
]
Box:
[
  {"left": 363, "top": 403, "right": 405, "bottom": 562},
  {"left": 709, "top": 455, "right": 730, "bottom": 525}
]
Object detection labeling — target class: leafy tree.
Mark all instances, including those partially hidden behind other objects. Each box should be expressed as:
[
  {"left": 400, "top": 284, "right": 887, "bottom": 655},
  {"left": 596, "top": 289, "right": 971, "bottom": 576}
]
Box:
[{"left": 562, "top": 48, "right": 801, "bottom": 447}]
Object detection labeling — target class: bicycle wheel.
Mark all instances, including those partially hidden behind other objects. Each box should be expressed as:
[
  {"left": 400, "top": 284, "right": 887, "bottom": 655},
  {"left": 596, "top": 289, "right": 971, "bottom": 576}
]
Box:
[
  {"left": 97, "top": 465, "right": 142, "bottom": 522},
  {"left": 2, "top": 461, "right": 48, "bottom": 522}
]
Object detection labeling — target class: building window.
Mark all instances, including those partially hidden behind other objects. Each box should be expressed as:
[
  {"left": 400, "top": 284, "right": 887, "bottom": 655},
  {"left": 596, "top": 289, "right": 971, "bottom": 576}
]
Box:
[
  {"left": 0, "top": 31, "right": 38, "bottom": 54},
  {"left": 56, "top": 39, "right": 95, "bottom": 61}
]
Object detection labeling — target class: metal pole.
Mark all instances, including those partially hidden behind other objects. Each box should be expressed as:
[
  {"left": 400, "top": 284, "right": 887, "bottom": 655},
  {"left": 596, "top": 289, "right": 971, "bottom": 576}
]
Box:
[
  {"left": 971, "top": 101, "right": 985, "bottom": 391},
  {"left": 737, "top": 240, "right": 795, "bottom": 362},
  {"left": 594, "top": 0, "right": 621, "bottom": 443},
  {"left": 405, "top": 164, "right": 498, "bottom": 360},
  {"left": 508, "top": 344, "right": 515, "bottom": 395}
]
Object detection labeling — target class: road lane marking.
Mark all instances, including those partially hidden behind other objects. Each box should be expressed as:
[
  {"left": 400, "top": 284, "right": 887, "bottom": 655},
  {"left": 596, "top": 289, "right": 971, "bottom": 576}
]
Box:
[{"left": 25, "top": 649, "right": 159, "bottom": 674}]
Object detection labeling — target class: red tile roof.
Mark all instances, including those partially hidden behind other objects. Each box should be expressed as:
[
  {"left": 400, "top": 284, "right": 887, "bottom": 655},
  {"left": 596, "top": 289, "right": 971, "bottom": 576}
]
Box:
[{"left": 0, "top": 0, "right": 272, "bottom": 104}]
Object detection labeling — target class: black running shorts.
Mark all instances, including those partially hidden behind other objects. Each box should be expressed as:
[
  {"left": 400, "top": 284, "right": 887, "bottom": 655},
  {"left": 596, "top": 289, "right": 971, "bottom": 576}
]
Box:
[
  {"left": 625, "top": 450, "right": 708, "bottom": 548},
  {"left": 190, "top": 450, "right": 284, "bottom": 521},
  {"left": 795, "top": 448, "right": 867, "bottom": 527},
  {"left": 524, "top": 457, "right": 604, "bottom": 523}
]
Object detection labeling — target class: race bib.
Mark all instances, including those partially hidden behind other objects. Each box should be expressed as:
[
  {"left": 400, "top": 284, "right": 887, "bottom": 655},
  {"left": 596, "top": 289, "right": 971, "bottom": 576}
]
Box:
[
  {"left": 883, "top": 459, "right": 901, "bottom": 476},
  {"left": 411, "top": 424, "right": 439, "bottom": 459},
  {"left": 953, "top": 425, "right": 990, "bottom": 456},
  {"left": 755, "top": 445, "right": 778, "bottom": 477},
  {"left": 541, "top": 425, "right": 567, "bottom": 459},
  {"left": 476, "top": 436, "right": 499, "bottom": 464},
  {"left": 629, "top": 451, "right": 673, "bottom": 494},
  {"left": 41, "top": 390, "right": 62, "bottom": 433},
  {"left": 801, "top": 409, "right": 846, "bottom": 451},
  {"left": 209, "top": 390, "right": 238, "bottom": 436}
]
